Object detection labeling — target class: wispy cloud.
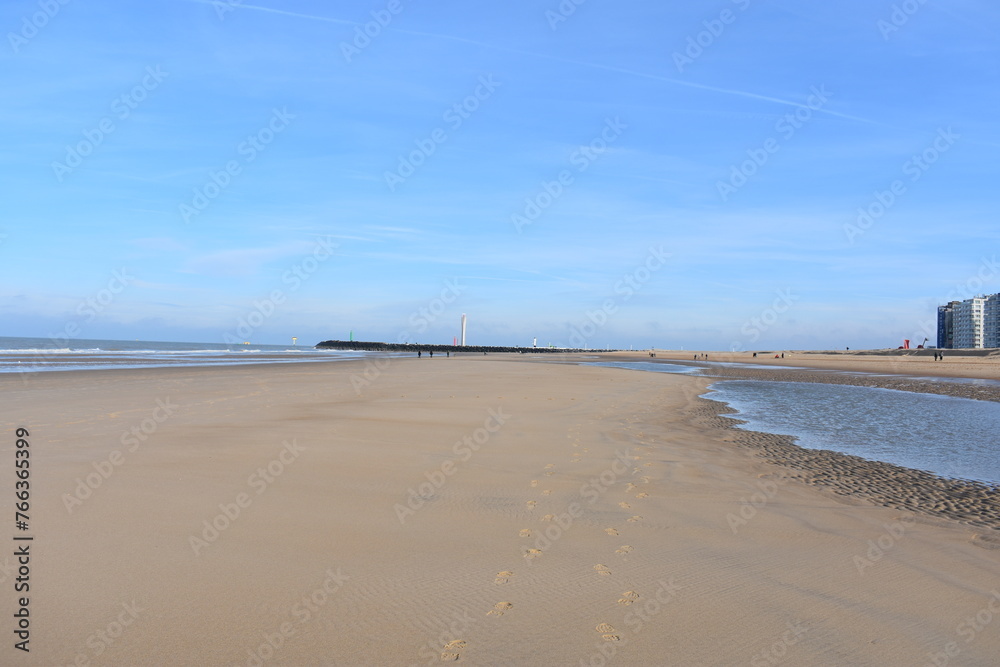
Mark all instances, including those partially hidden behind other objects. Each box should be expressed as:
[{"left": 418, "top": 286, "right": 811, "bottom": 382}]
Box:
[
  {"left": 177, "top": 0, "right": 877, "bottom": 125},
  {"left": 177, "top": 0, "right": 355, "bottom": 25}
]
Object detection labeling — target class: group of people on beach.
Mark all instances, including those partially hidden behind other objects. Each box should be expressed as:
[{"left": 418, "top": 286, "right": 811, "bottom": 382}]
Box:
[{"left": 933, "top": 351, "right": 946, "bottom": 361}]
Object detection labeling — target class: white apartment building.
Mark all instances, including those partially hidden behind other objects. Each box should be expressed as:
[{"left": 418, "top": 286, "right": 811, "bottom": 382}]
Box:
[
  {"left": 953, "top": 297, "right": 986, "bottom": 348},
  {"left": 985, "top": 294, "right": 1000, "bottom": 348}
]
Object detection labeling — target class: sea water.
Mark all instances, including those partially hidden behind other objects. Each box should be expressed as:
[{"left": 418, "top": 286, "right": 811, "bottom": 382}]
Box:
[{"left": 0, "top": 336, "right": 374, "bottom": 373}]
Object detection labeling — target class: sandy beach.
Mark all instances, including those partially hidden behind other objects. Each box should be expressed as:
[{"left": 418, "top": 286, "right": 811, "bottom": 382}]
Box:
[{"left": 3, "top": 354, "right": 999, "bottom": 665}]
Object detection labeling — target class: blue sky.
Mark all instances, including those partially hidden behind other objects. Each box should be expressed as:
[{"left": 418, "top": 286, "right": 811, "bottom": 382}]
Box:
[{"left": 2, "top": 0, "right": 998, "bottom": 350}]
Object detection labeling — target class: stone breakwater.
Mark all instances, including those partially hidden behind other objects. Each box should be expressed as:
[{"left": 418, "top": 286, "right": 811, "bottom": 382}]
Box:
[
  {"left": 692, "top": 364, "right": 1000, "bottom": 404},
  {"left": 692, "top": 392, "right": 1000, "bottom": 535},
  {"left": 316, "top": 340, "right": 617, "bottom": 354}
]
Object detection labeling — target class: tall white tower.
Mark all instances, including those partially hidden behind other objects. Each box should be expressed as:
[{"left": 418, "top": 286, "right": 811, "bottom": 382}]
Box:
[{"left": 460, "top": 314, "right": 467, "bottom": 346}]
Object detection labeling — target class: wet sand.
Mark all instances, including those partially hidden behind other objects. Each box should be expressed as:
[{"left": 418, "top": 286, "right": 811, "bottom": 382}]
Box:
[{"left": 2, "top": 356, "right": 998, "bottom": 665}]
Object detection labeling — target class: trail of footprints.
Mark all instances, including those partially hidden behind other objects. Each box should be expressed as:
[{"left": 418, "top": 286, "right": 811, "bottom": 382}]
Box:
[
  {"left": 591, "top": 418, "right": 659, "bottom": 648},
  {"left": 618, "top": 590, "right": 640, "bottom": 606},
  {"left": 487, "top": 602, "right": 513, "bottom": 617},
  {"left": 596, "top": 623, "right": 621, "bottom": 642},
  {"left": 468, "top": 419, "right": 660, "bottom": 661},
  {"left": 441, "top": 639, "right": 467, "bottom": 661}
]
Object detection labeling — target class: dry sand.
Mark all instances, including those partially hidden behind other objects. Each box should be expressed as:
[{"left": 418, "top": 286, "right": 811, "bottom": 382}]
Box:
[{"left": 2, "top": 355, "right": 999, "bottom": 665}]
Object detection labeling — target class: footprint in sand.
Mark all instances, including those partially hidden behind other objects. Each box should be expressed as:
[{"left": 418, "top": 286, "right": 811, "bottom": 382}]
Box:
[
  {"left": 640, "top": 476, "right": 651, "bottom": 484},
  {"left": 616, "top": 545, "right": 634, "bottom": 555},
  {"left": 594, "top": 564, "right": 612, "bottom": 576},
  {"left": 644, "top": 462, "right": 653, "bottom": 467},
  {"left": 605, "top": 528, "right": 619, "bottom": 536},
  {"left": 618, "top": 502, "right": 631, "bottom": 509},
  {"left": 544, "top": 464, "right": 555, "bottom": 469},
  {"left": 519, "top": 529, "right": 532, "bottom": 537},
  {"left": 627, "top": 515, "right": 642, "bottom": 523},
  {"left": 544, "top": 471, "right": 554, "bottom": 476},
  {"left": 595, "top": 623, "right": 620, "bottom": 641},
  {"left": 542, "top": 490, "right": 552, "bottom": 496},
  {"left": 625, "top": 483, "right": 637, "bottom": 492},
  {"left": 495, "top": 571, "right": 514, "bottom": 584},
  {"left": 441, "top": 640, "right": 467, "bottom": 661},
  {"left": 526, "top": 501, "right": 536, "bottom": 509},
  {"left": 524, "top": 548, "right": 542, "bottom": 559},
  {"left": 487, "top": 602, "right": 513, "bottom": 616},
  {"left": 636, "top": 492, "right": 649, "bottom": 499},
  {"left": 618, "top": 591, "right": 640, "bottom": 606},
  {"left": 541, "top": 514, "right": 554, "bottom": 522},
  {"left": 530, "top": 480, "right": 539, "bottom": 487}
]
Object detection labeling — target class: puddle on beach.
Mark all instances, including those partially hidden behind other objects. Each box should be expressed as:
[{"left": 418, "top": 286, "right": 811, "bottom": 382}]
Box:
[
  {"left": 703, "top": 380, "right": 1000, "bottom": 485},
  {"left": 587, "top": 361, "right": 1000, "bottom": 484}
]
